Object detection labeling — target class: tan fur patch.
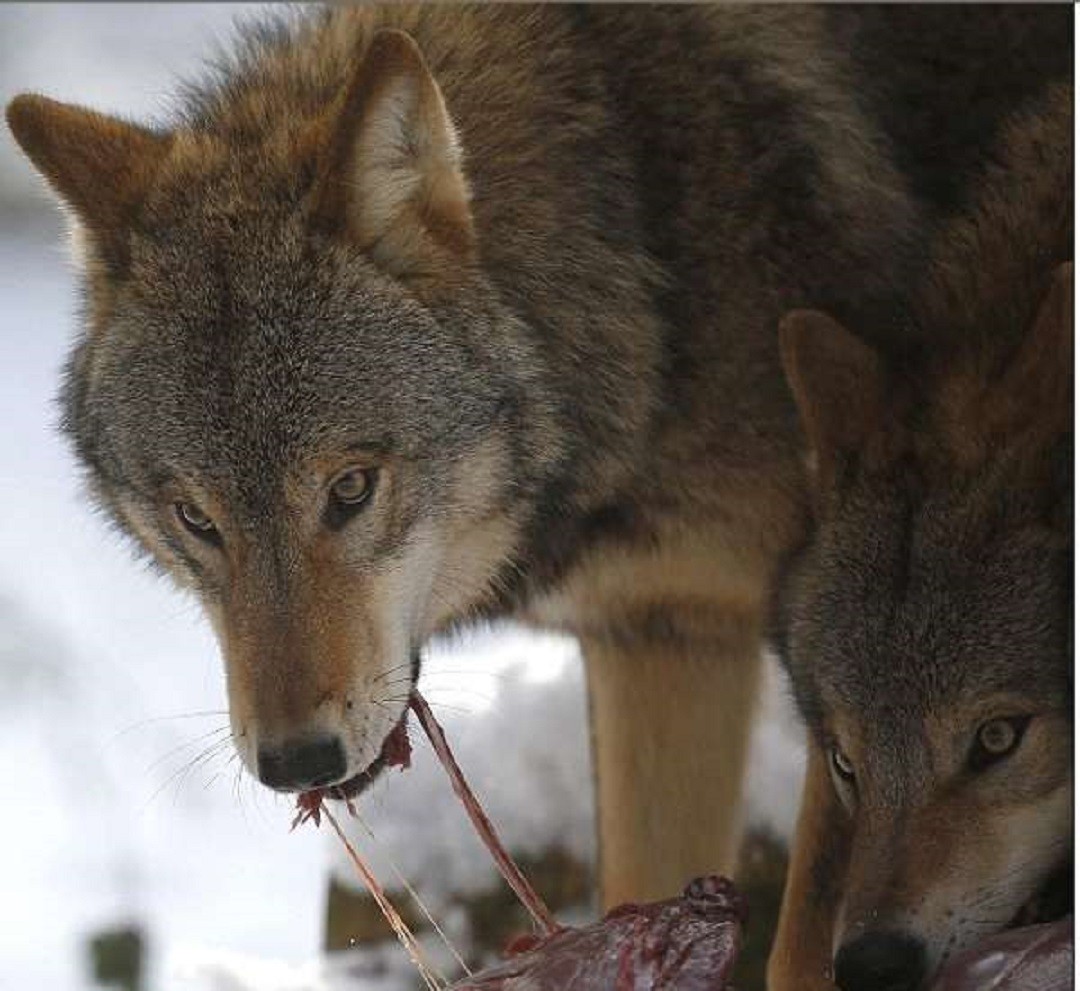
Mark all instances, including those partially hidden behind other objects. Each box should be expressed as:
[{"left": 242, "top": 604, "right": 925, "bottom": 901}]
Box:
[
  {"left": 582, "top": 614, "right": 764, "bottom": 907},
  {"left": 529, "top": 520, "right": 772, "bottom": 643}
]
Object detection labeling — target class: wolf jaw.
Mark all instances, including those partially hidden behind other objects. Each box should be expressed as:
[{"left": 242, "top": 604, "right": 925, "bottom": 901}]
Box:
[
  {"left": 1008, "top": 857, "right": 1073, "bottom": 930},
  {"left": 326, "top": 651, "right": 422, "bottom": 800}
]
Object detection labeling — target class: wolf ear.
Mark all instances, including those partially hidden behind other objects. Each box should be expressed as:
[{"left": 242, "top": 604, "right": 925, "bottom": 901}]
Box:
[
  {"left": 779, "top": 309, "right": 886, "bottom": 486},
  {"left": 991, "top": 262, "right": 1073, "bottom": 438},
  {"left": 310, "top": 29, "right": 474, "bottom": 278},
  {"left": 6, "top": 94, "right": 170, "bottom": 272}
]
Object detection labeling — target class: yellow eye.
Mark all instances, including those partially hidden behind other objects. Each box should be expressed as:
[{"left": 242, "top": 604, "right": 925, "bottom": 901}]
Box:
[
  {"left": 177, "top": 501, "right": 211, "bottom": 530},
  {"left": 831, "top": 745, "right": 856, "bottom": 783},
  {"left": 979, "top": 719, "right": 1018, "bottom": 756},
  {"left": 175, "top": 501, "right": 220, "bottom": 544},
  {"left": 330, "top": 467, "right": 374, "bottom": 506},
  {"left": 969, "top": 717, "right": 1030, "bottom": 772}
]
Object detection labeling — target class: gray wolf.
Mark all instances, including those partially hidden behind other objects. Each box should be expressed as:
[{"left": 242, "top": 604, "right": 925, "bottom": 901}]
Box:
[
  {"left": 5, "top": 2, "right": 1070, "bottom": 977},
  {"left": 769, "top": 84, "right": 1073, "bottom": 991}
]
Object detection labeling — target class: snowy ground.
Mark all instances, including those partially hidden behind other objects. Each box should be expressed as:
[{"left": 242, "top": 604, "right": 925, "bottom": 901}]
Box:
[{"left": 0, "top": 7, "right": 805, "bottom": 989}]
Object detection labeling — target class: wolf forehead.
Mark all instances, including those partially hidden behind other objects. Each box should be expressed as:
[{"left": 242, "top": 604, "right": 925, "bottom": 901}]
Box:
[
  {"left": 777, "top": 469, "right": 1072, "bottom": 725},
  {"left": 62, "top": 206, "right": 510, "bottom": 492}
]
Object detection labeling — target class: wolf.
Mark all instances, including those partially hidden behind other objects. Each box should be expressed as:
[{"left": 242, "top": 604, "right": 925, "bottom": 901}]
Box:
[
  {"left": 768, "top": 84, "right": 1074, "bottom": 991},
  {"left": 5, "top": 0, "right": 1070, "bottom": 965}
]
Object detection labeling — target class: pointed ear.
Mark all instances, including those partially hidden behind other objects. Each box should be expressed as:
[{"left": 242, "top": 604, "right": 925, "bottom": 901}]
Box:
[
  {"left": 310, "top": 29, "right": 474, "bottom": 278},
  {"left": 989, "top": 262, "right": 1073, "bottom": 439},
  {"left": 6, "top": 94, "right": 170, "bottom": 271},
  {"left": 779, "top": 310, "right": 886, "bottom": 486}
]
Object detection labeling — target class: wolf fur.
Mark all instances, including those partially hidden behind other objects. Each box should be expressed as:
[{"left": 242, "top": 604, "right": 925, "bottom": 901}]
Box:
[
  {"left": 769, "top": 84, "right": 1073, "bottom": 990},
  {"left": 5, "top": 1, "right": 1071, "bottom": 970}
]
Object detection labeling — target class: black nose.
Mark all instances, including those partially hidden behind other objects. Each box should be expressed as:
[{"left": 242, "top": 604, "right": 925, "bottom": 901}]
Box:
[
  {"left": 834, "top": 931, "right": 926, "bottom": 991},
  {"left": 257, "top": 735, "right": 347, "bottom": 791}
]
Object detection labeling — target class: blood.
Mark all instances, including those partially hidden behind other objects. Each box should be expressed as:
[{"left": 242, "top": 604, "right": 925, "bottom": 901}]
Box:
[
  {"left": 292, "top": 709, "right": 412, "bottom": 829},
  {"left": 291, "top": 789, "right": 325, "bottom": 830},
  {"left": 382, "top": 716, "right": 412, "bottom": 770}
]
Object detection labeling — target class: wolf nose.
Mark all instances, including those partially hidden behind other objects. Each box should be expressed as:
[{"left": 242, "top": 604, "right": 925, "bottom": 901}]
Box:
[
  {"left": 834, "top": 931, "right": 926, "bottom": 991},
  {"left": 257, "top": 734, "right": 347, "bottom": 791}
]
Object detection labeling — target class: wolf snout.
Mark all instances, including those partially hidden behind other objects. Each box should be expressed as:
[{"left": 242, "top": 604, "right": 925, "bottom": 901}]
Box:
[
  {"left": 256, "top": 733, "right": 347, "bottom": 791},
  {"left": 834, "top": 931, "right": 927, "bottom": 991}
]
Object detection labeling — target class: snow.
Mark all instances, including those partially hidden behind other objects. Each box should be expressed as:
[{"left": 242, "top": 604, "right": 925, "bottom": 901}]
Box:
[{"left": 0, "top": 7, "right": 805, "bottom": 990}]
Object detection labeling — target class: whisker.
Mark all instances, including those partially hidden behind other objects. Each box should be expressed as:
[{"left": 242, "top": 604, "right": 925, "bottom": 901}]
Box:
[
  {"left": 111, "top": 710, "right": 230, "bottom": 741},
  {"left": 140, "top": 744, "right": 223, "bottom": 815},
  {"left": 144, "top": 726, "right": 232, "bottom": 774},
  {"left": 375, "top": 697, "right": 473, "bottom": 717},
  {"left": 170, "top": 740, "right": 233, "bottom": 804},
  {"left": 369, "top": 662, "right": 417, "bottom": 686}
]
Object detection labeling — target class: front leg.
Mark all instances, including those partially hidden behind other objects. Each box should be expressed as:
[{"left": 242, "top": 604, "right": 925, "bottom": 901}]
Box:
[
  {"left": 580, "top": 606, "right": 763, "bottom": 908},
  {"left": 767, "top": 736, "right": 851, "bottom": 991}
]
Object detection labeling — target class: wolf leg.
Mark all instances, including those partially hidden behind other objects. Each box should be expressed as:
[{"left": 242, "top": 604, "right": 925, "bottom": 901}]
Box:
[
  {"left": 580, "top": 607, "right": 762, "bottom": 909},
  {"left": 767, "top": 737, "right": 850, "bottom": 991}
]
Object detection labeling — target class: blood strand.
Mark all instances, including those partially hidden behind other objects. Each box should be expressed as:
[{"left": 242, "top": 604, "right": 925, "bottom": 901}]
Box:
[{"left": 410, "top": 691, "right": 559, "bottom": 937}]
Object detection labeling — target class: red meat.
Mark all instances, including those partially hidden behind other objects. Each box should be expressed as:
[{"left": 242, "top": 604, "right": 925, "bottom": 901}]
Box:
[
  {"left": 448, "top": 876, "right": 746, "bottom": 991},
  {"left": 930, "top": 919, "right": 1073, "bottom": 991}
]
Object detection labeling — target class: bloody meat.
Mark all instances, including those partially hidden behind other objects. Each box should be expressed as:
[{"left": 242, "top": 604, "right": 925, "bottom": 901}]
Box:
[
  {"left": 448, "top": 875, "right": 746, "bottom": 991},
  {"left": 930, "top": 919, "right": 1073, "bottom": 991}
]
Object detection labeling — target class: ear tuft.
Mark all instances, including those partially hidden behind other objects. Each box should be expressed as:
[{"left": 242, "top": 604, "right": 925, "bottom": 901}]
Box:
[
  {"left": 6, "top": 93, "right": 170, "bottom": 270},
  {"left": 989, "top": 261, "right": 1073, "bottom": 440},
  {"left": 779, "top": 309, "right": 886, "bottom": 485},
  {"left": 310, "top": 29, "right": 473, "bottom": 278}
]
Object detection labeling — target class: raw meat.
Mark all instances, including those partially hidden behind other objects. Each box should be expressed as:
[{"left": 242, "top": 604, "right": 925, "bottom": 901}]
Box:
[
  {"left": 448, "top": 876, "right": 746, "bottom": 991},
  {"left": 931, "top": 919, "right": 1073, "bottom": 991}
]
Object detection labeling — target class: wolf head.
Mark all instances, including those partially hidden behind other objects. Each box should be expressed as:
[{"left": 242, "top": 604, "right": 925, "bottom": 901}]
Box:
[
  {"left": 772, "top": 259, "right": 1073, "bottom": 984},
  {"left": 6, "top": 28, "right": 563, "bottom": 795}
]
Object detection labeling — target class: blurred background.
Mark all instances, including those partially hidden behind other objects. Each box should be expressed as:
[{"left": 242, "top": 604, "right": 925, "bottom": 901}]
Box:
[{"left": 0, "top": 6, "right": 804, "bottom": 990}]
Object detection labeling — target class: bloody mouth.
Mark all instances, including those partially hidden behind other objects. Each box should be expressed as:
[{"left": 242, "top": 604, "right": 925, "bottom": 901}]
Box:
[
  {"left": 296, "top": 653, "right": 422, "bottom": 804},
  {"left": 329, "top": 709, "right": 413, "bottom": 801},
  {"left": 290, "top": 706, "right": 413, "bottom": 820}
]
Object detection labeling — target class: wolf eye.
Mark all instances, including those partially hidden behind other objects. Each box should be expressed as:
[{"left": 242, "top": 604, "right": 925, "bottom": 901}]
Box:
[
  {"left": 969, "top": 717, "right": 1030, "bottom": 772},
  {"left": 175, "top": 501, "right": 221, "bottom": 545},
  {"left": 830, "top": 745, "right": 856, "bottom": 784},
  {"left": 325, "top": 467, "right": 377, "bottom": 529},
  {"left": 331, "top": 468, "right": 373, "bottom": 505}
]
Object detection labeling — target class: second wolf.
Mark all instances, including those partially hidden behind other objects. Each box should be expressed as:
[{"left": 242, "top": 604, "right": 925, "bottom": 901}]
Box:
[{"left": 769, "top": 83, "right": 1073, "bottom": 990}]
